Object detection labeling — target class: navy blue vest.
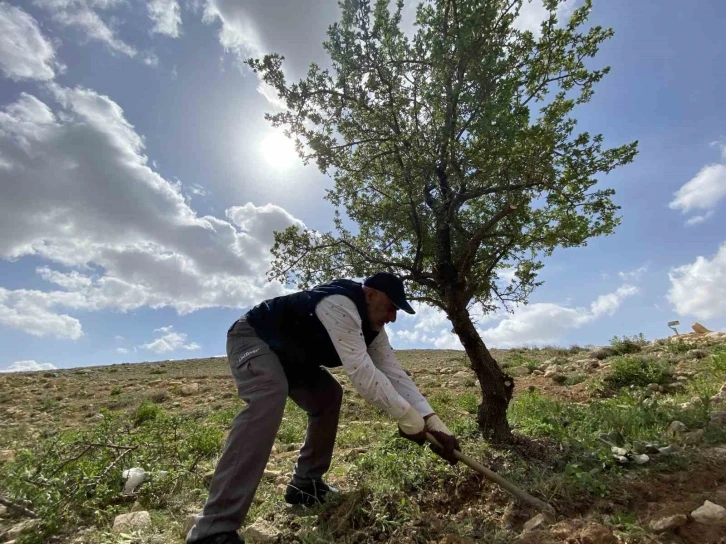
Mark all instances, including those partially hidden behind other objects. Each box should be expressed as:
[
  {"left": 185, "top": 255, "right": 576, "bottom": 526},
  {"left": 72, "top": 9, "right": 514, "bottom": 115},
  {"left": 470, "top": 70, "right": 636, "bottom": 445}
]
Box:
[{"left": 243, "top": 279, "right": 379, "bottom": 381}]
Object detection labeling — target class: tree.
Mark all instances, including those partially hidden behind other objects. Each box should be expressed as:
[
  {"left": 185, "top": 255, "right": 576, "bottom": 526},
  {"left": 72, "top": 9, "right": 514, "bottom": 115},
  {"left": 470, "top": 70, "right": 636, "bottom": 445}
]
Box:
[{"left": 247, "top": 0, "right": 638, "bottom": 441}]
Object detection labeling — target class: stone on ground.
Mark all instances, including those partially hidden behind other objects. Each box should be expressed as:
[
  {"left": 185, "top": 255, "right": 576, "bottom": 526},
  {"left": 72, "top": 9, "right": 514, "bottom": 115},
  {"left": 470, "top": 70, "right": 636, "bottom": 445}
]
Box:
[
  {"left": 578, "top": 523, "right": 617, "bottom": 544},
  {"left": 6, "top": 520, "right": 40, "bottom": 539},
  {"left": 0, "top": 449, "right": 15, "bottom": 463},
  {"left": 649, "top": 514, "right": 687, "bottom": 532},
  {"left": 243, "top": 518, "right": 281, "bottom": 543},
  {"left": 523, "top": 513, "right": 548, "bottom": 532},
  {"left": 690, "top": 500, "right": 726, "bottom": 524},
  {"left": 112, "top": 511, "right": 151, "bottom": 533}
]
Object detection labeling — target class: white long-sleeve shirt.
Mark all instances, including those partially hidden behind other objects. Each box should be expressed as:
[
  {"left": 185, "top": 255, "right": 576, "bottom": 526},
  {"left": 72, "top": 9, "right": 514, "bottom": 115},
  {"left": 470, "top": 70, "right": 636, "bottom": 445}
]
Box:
[{"left": 315, "top": 295, "right": 433, "bottom": 420}]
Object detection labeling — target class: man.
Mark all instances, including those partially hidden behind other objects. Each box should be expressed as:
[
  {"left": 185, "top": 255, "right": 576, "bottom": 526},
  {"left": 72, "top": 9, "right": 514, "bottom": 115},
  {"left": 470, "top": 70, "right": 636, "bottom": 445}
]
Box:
[{"left": 187, "top": 272, "right": 461, "bottom": 544}]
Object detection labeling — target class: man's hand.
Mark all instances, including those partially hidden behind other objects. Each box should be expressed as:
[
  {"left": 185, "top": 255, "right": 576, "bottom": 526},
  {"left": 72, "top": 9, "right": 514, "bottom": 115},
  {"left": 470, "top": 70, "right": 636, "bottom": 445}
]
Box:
[
  {"left": 397, "top": 405, "right": 426, "bottom": 445},
  {"left": 424, "top": 414, "right": 461, "bottom": 465}
]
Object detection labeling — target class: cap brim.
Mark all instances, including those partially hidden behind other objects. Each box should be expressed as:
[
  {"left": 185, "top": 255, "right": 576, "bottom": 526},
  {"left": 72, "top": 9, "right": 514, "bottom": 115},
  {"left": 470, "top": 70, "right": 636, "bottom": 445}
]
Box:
[{"left": 392, "top": 298, "right": 416, "bottom": 315}]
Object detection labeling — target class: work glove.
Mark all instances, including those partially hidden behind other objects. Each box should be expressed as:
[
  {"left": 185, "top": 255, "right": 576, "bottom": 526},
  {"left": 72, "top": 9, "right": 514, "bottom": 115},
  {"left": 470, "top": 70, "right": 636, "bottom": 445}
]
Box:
[
  {"left": 397, "top": 405, "right": 426, "bottom": 445},
  {"left": 424, "top": 414, "right": 461, "bottom": 465}
]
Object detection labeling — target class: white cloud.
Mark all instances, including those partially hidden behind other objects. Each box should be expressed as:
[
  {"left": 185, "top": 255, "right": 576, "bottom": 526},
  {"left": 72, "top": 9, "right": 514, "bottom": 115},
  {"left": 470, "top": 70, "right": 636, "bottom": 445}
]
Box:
[
  {"left": 141, "top": 326, "right": 200, "bottom": 353},
  {"left": 668, "top": 243, "right": 726, "bottom": 320},
  {"left": 0, "top": 87, "right": 302, "bottom": 337},
  {"left": 590, "top": 285, "right": 638, "bottom": 318},
  {"left": 480, "top": 303, "right": 590, "bottom": 348},
  {"left": 0, "top": 3, "right": 58, "bottom": 81},
  {"left": 189, "top": 184, "right": 209, "bottom": 197},
  {"left": 141, "top": 51, "right": 159, "bottom": 66},
  {"left": 202, "top": 0, "right": 263, "bottom": 59},
  {"left": 618, "top": 266, "right": 647, "bottom": 282},
  {"left": 116, "top": 347, "right": 128, "bottom": 354},
  {"left": 394, "top": 282, "right": 638, "bottom": 350},
  {"left": 513, "top": 0, "right": 577, "bottom": 36},
  {"left": 0, "top": 287, "right": 83, "bottom": 339},
  {"left": 482, "top": 284, "right": 637, "bottom": 347},
  {"left": 147, "top": 0, "right": 181, "bottom": 37},
  {"left": 685, "top": 211, "right": 714, "bottom": 226},
  {"left": 710, "top": 140, "right": 726, "bottom": 160},
  {"left": 34, "top": 0, "right": 137, "bottom": 57},
  {"left": 1, "top": 360, "right": 57, "bottom": 373},
  {"left": 669, "top": 164, "right": 726, "bottom": 217}
]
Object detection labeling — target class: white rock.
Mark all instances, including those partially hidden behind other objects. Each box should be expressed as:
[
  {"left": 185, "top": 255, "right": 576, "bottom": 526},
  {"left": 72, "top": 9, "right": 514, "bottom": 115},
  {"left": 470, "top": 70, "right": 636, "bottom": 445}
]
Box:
[
  {"left": 544, "top": 366, "right": 562, "bottom": 378},
  {"left": 666, "top": 421, "right": 687, "bottom": 434},
  {"left": 122, "top": 467, "right": 147, "bottom": 493},
  {"left": 632, "top": 454, "right": 650, "bottom": 464},
  {"left": 244, "top": 518, "right": 281, "bottom": 542},
  {"left": 0, "top": 449, "right": 15, "bottom": 463},
  {"left": 112, "top": 511, "right": 151, "bottom": 532},
  {"left": 0, "top": 504, "right": 6, "bottom": 515},
  {"left": 690, "top": 500, "right": 726, "bottom": 524},
  {"left": 523, "top": 512, "right": 548, "bottom": 532},
  {"left": 649, "top": 514, "right": 687, "bottom": 532},
  {"left": 7, "top": 520, "right": 40, "bottom": 538},
  {"left": 180, "top": 382, "right": 200, "bottom": 396},
  {"left": 263, "top": 469, "right": 281, "bottom": 480},
  {"left": 611, "top": 447, "right": 628, "bottom": 456}
]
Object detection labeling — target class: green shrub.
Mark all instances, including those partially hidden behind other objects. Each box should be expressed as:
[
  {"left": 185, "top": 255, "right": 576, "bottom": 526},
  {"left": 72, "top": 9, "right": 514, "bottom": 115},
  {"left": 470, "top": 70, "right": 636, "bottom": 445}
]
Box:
[
  {"left": 134, "top": 401, "right": 164, "bottom": 425},
  {"left": 0, "top": 409, "right": 226, "bottom": 542},
  {"left": 565, "top": 374, "right": 588, "bottom": 386},
  {"left": 602, "top": 356, "right": 670, "bottom": 392},
  {"left": 609, "top": 333, "right": 647, "bottom": 355},
  {"left": 110, "top": 386, "right": 122, "bottom": 396},
  {"left": 666, "top": 339, "right": 690, "bottom": 354},
  {"left": 149, "top": 368, "right": 166, "bottom": 375},
  {"left": 148, "top": 389, "right": 169, "bottom": 404}
]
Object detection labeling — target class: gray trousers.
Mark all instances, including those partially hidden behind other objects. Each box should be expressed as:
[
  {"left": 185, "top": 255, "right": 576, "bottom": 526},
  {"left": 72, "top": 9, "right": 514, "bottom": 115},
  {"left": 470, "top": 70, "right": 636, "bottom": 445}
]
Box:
[{"left": 186, "top": 318, "right": 343, "bottom": 542}]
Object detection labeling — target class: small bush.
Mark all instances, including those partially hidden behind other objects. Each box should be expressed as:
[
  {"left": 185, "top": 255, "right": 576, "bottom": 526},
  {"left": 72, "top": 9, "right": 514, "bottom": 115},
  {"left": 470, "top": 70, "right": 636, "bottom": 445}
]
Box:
[
  {"left": 134, "top": 401, "right": 164, "bottom": 425},
  {"left": 110, "top": 386, "right": 122, "bottom": 396},
  {"left": 666, "top": 339, "right": 690, "bottom": 354},
  {"left": 609, "top": 333, "right": 647, "bottom": 355},
  {"left": 566, "top": 374, "right": 588, "bottom": 386},
  {"left": 149, "top": 368, "right": 166, "bottom": 375},
  {"left": 148, "top": 389, "right": 169, "bottom": 404},
  {"left": 603, "top": 356, "right": 670, "bottom": 392}
]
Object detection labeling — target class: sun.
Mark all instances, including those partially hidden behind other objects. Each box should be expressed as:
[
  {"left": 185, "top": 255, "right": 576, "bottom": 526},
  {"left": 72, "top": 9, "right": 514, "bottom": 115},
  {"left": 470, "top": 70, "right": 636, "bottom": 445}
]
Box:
[{"left": 260, "top": 131, "right": 298, "bottom": 169}]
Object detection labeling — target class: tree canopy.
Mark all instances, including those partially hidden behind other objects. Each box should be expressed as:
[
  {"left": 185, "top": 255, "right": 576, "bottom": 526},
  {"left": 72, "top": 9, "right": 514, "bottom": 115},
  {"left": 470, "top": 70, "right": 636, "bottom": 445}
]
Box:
[{"left": 248, "top": 0, "right": 638, "bottom": 439}]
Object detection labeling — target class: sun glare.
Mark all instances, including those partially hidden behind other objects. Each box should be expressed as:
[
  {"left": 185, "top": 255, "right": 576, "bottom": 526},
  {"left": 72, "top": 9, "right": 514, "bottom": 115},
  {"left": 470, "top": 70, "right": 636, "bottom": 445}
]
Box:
[{"left": 260, "top": 131, "right": 298, "bottom": 169}]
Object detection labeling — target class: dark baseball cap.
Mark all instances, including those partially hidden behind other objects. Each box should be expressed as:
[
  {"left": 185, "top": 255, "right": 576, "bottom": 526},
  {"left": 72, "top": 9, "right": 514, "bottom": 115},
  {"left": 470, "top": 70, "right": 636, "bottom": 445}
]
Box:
[{"left": 363, "top": 272, "right": 415, "bottom": 314}]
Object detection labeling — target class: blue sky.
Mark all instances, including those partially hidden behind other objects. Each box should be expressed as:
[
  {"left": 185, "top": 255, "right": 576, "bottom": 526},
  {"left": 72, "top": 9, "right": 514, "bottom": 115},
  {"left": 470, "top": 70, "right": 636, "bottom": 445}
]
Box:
[{"left": 1, "top": 0, "right": 725, "bottom": 372}]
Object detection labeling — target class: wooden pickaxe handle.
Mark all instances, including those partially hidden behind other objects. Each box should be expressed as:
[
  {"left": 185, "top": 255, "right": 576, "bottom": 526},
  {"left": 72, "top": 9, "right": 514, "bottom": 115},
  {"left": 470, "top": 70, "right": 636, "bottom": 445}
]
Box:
[{"left": 425, "top": 432, "right": 556, "bottom": 522}]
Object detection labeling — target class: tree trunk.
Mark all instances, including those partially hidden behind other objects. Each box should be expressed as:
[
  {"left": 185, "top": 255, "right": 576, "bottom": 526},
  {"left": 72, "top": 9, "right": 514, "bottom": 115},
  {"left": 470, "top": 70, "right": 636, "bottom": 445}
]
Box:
[{"left": 450, "top": 308, "right": 514, "bottom": 442}]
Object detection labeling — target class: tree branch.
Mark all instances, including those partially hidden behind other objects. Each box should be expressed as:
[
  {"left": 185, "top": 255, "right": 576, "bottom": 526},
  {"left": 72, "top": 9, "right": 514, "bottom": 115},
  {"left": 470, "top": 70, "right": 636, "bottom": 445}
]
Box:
[
  {"left": 456, "top": 203, "right": 518, "bottom": 274},
  {"left": 0, "top": 497, "right": 37, "bottom": 519}
]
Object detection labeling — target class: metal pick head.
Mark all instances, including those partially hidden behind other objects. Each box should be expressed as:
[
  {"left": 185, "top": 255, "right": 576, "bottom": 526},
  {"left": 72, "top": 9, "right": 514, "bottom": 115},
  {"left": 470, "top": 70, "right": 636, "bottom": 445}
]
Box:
[{"left": 667, "top": 320, "right": 680, "bottom": 336}]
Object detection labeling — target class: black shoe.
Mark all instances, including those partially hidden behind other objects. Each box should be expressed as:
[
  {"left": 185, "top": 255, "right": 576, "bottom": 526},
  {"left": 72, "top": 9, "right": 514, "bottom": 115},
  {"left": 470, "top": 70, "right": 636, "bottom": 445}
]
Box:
[
  {"left": 190, "top": 532, "right": 244, "bottom": 544},
  {"left": 284, "top": 479, "right": 339, "bottom": 506}
]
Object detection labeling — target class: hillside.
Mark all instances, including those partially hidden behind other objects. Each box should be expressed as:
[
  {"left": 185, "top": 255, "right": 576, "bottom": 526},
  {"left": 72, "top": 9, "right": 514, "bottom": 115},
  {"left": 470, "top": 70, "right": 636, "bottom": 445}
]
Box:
[{"left": 1, "top": 332, "right": 725, "bottom": 543}]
